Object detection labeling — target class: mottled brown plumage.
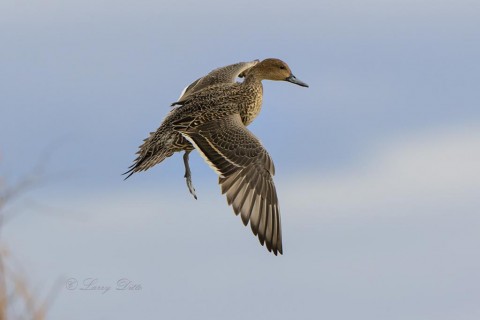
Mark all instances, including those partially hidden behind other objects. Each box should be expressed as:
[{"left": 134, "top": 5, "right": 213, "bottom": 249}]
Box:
[
  {"left": 125, "top": 58, "right": 308, "bottom": 255},
  {"left": 173, "top": 60, "right": 259, "bottom": 105}
]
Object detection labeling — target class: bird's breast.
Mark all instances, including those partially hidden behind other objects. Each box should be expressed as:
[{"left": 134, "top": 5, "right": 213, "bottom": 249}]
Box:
[{"left": 239, "top": 85, "right": 263, "bottom": 126}]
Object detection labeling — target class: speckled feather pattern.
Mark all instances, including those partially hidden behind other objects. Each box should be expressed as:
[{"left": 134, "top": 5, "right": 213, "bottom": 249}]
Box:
[{"left": 129, "top": 79, "right": 263, "bottom": 173}]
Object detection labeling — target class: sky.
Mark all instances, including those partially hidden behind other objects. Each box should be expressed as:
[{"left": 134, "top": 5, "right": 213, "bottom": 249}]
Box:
[{"left": 1, "top": 0, "right": 479, "bottom": 319}]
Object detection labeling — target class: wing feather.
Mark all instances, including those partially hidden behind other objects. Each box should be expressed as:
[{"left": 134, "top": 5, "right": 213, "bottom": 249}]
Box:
[
  {"left": 177, "top": 113, "right": 282, "bottom": 255},
  {"left": 174, "top": 60, "right": 259, "bottom": 105}
]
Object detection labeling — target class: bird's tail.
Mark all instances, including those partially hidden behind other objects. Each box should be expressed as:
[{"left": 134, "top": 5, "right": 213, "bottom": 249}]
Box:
[{"left": 123, "top": 131, "right": 176, "bottom": 179}]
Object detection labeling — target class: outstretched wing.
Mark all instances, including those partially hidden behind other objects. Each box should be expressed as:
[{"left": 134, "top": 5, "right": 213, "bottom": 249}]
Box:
[
  {"left": 173, "top": 60, "right": 259, "bottom": 106},
  {"left": 174, "top": 113, "right": 282, "bottom": 255}
]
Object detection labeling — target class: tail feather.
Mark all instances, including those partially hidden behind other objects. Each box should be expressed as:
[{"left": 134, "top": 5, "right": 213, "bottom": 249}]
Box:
[
  {"left": 124, "top": 130, "right": 191, "bottom": 180},
  {"left": 122, "top": 167, "right": 136, "bottom": 180},
  {"left": 123, "top": 151, "right": 170, "bottom": 179}
]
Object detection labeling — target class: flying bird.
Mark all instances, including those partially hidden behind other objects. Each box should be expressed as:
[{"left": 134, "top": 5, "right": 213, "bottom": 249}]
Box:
[{"left": 125, "top": 58, "right": 308, "bottom": 255}]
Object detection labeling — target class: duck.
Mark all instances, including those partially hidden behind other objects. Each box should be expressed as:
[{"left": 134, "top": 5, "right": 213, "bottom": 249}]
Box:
[{"left": 125, "top": 58, "right": 308, "bottom": 255}]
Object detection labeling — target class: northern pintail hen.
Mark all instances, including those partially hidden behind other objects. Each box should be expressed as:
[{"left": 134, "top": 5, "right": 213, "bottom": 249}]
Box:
[{"left": 125, "top": 58, "right": 308, "bottom": 255}]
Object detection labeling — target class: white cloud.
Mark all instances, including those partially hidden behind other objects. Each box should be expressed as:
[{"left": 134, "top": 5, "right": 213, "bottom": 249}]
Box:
[
  {"left": 281, "top": 123, "right": 480, "bottom": 216},
  {"left": 33, "top": 123, "right": 480, "bottom": 224}
]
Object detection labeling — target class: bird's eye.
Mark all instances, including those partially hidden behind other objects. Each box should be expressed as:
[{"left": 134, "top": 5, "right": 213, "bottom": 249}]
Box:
[{"left": 280, "top": 66, "right": 286, "bottom": 70}]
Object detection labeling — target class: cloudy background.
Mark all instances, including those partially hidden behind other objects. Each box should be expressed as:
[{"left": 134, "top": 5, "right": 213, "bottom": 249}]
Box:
[{"left": 1, "top": 0, "right": 479, "bottom": 319}]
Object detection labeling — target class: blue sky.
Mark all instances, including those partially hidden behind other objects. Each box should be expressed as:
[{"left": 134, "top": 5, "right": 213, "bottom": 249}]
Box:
[{"left": 1, "top": 0, "right": 479, "bottom": 319}]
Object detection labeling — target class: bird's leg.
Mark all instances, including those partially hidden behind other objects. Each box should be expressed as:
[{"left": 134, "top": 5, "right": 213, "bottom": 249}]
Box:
[{"left": 183, "top": 150, "right": 197, "bottom": 200}]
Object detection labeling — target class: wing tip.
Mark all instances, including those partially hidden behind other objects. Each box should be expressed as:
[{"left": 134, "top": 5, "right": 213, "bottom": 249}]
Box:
[{"left": 264, "top": 240, "right": 283, "bottom": 256}]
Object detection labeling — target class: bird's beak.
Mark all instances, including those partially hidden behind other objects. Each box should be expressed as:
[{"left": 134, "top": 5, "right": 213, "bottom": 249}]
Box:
[{"left": 285, "top": 74, "right": 309, "bottom": 87}]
